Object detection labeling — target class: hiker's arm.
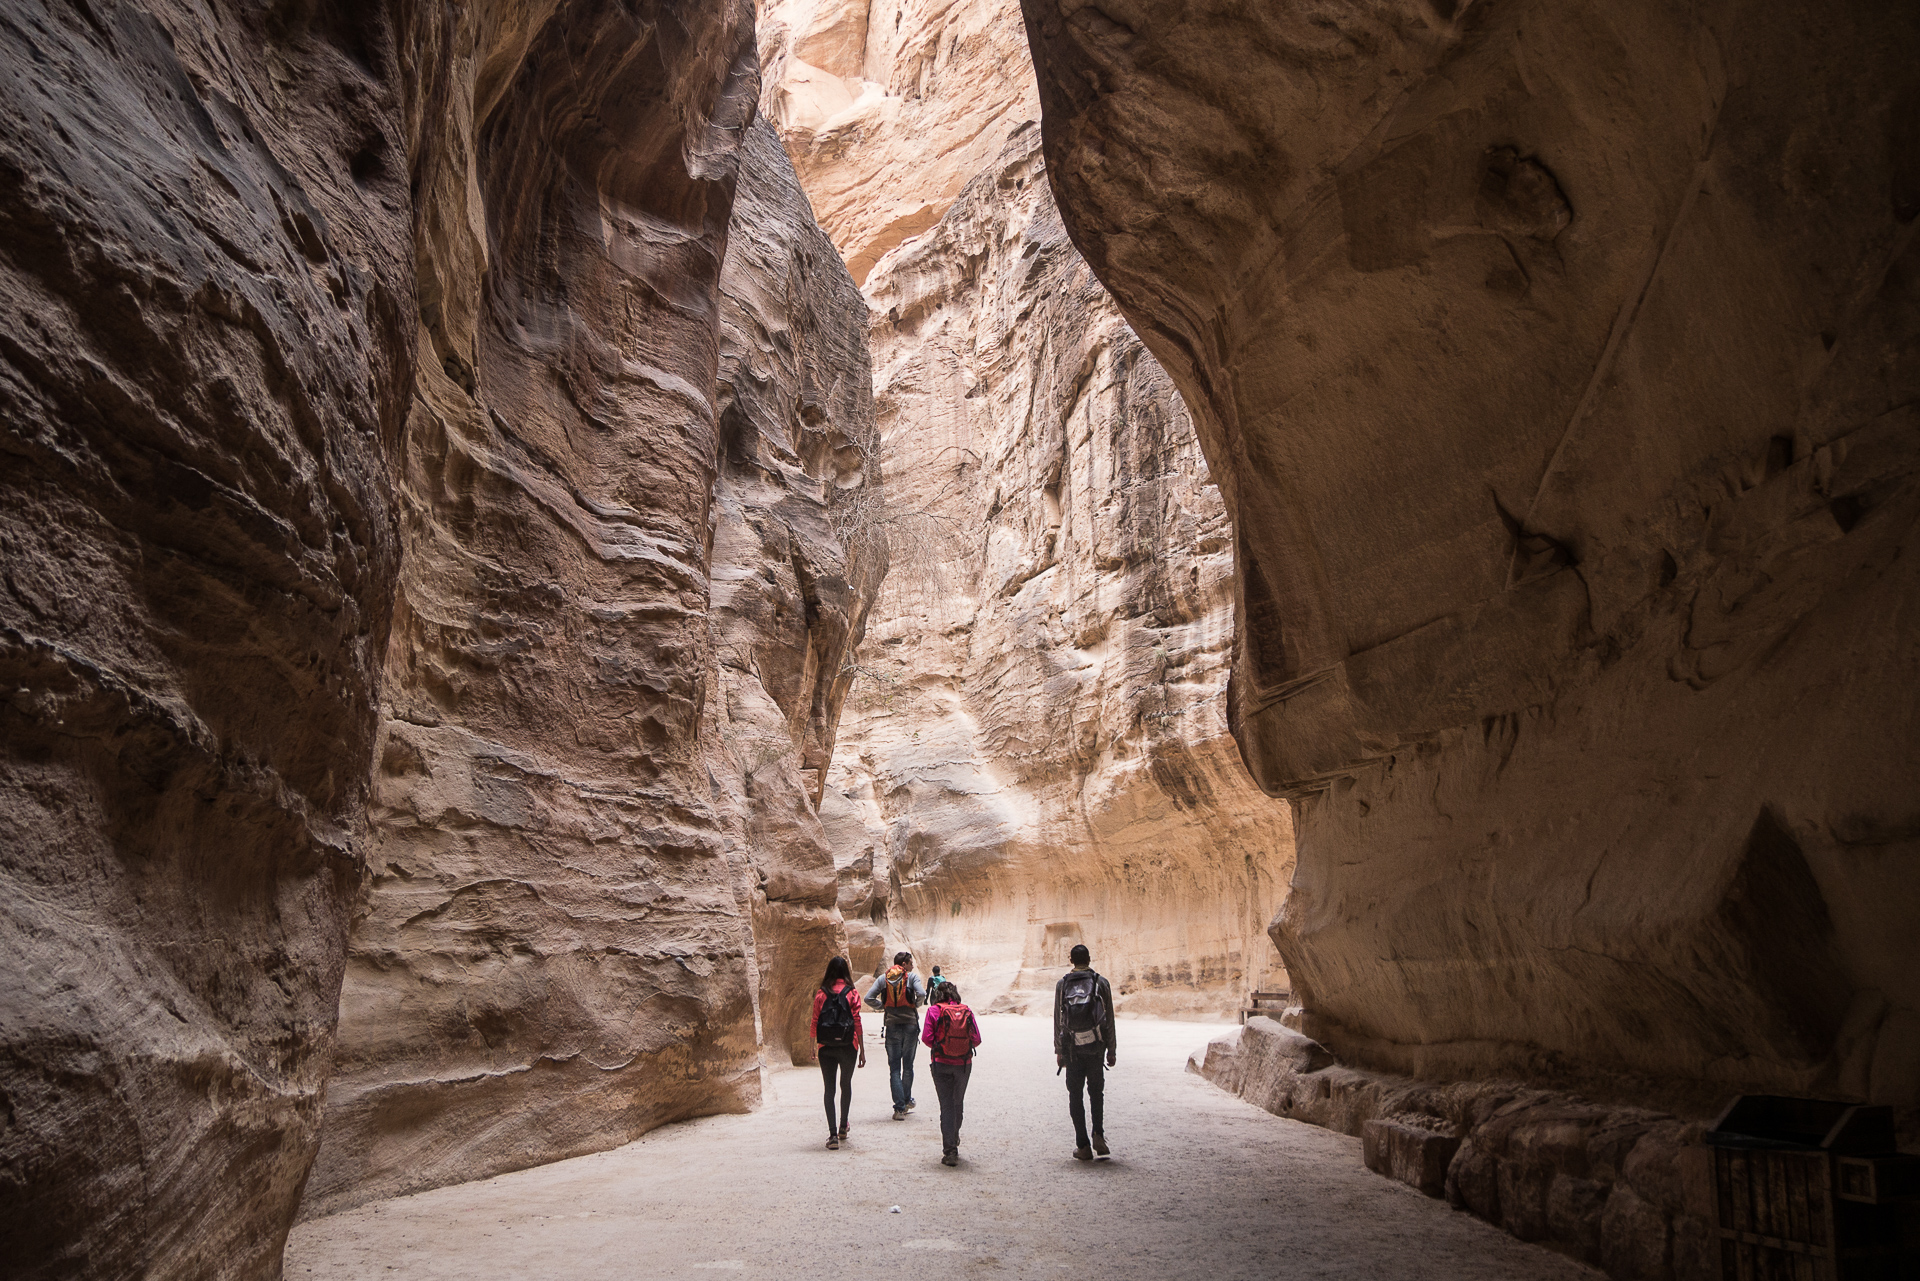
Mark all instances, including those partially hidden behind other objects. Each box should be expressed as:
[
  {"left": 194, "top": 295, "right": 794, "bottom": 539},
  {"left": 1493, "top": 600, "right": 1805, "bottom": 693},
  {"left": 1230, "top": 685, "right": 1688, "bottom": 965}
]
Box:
[
  {"left": 1101, "top": 977, "right": 1117, "bottom": 1063},
  {"left": 863, "top": 976, "right": 884, "bottom": 1009}
]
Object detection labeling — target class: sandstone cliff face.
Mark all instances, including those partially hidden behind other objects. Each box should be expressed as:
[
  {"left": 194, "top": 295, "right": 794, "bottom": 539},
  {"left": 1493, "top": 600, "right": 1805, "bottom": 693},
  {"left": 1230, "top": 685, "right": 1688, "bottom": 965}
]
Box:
[
  {"left": 3, "top": 0, "right": 878, "bottom": 1268},
  {"left": 1021, "top": 0, "right": 1920, "bottom": 1101},
  {"left": 708, "top": 120, "right": 883, "bottom": 1068},
  {"left": 305, "top": 90, "right": 878, "bottom": 1215},
  {"left": 299, "top": 0, "right": 763, "bottom": 1218},
  {"left": 1, "top": 1, "right": 411, "bottom": 1274},
  {"left": 756, "top": 0, "right": 1040, "bottom": 284},
  {"left": 825, "top": 127, "right": 1293, "bottom": 1017}
]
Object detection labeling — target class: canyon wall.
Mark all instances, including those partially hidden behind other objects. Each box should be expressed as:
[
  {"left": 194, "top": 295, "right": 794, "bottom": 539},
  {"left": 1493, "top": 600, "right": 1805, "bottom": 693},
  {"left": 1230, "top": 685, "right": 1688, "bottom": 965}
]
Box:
[
  {"left": 822, "top": 127, "right": 1294, "bottom": 1017},
  {"left": 305, "top": 79, "right": 878, "bottom": 1217},
  {"left": 0, "top": 0, "right": 412, "bottom": 1274},
  {"left": 1021, "top": 0, "right": 1920, "bottom": 1103},
  {"left": 755, "top": 0, "right": 1039, "bottom": 284},
  {"left": 3, "top": 0, "right": 878, "bottom": 1269}
]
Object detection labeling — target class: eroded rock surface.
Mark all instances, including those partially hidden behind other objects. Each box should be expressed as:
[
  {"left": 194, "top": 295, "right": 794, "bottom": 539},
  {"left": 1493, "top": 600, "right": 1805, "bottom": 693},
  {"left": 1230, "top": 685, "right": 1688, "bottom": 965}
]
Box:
[
  {"left": 757, "top": 0, "right": 1039, "bottom": 284},
  {"left": 306, "top": 84, "right": 878, "bottom": 1216},
  {"left": 3, "top": 0, "right": 880, "bottom": 1266},
  {"left": 0, "top": 1, "right": 411, "bottom": 1274},
  {"left": 708, "top": 119, "right": 884, "bottom": 1067},
  {"left": 824, "top": 127, "right": 1293, "bottom": 1016},
  {"left": 1022, "top": 0, "right": 1920, "bottom": 1100}
]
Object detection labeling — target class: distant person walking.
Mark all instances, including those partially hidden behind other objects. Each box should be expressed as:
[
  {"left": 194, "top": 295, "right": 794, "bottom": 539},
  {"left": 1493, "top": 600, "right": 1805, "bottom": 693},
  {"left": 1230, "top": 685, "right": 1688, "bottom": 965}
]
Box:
[
  {"left": 810, "top": 956, "right": 865, "bottom": 1150},
  {"left": 865, "top": 951, "right": 926, "bottom": 1120},
  {"left": 921, "top": 981, "right": 981, "bottom": 1167},
  {"left": 1054, "top": 944, "right": 1116, "bottom": 1161}
]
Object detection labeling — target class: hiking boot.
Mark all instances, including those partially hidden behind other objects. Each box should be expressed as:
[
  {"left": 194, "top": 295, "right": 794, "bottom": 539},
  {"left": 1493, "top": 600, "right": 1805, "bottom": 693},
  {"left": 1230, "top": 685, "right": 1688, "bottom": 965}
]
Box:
[
  {"left": 941, "top": 1149, "right": 958, "bottom": 1167},
  {"left": 837, "top": 1126, "right": 850, "bottom": 1143},
  {"left": 827, "top": 1134, "right": 839, "bottom": 1150},
  {"left": 892, "top": 1109, "right": 906, "bottom": 1120},
  {"left": 1073, "top": 1145, "right": 1094, "bottom": 1161},
  {"left": 1092, "top": 1133, "right": 1110, "bottom": 1156},
  {"left": 906, "top": 1100, "right": 916, "bottom": 1112}
]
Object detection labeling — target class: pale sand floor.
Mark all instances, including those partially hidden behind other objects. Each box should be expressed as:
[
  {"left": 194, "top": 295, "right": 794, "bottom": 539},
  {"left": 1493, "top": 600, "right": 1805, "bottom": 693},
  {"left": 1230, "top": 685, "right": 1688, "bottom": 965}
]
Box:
[{"left": 287, "top": 1014, "right": 1600, "bottom": 1280}]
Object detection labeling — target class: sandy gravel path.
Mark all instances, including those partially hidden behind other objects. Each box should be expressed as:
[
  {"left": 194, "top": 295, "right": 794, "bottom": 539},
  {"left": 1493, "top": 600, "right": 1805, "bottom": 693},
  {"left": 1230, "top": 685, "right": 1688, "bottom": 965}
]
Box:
[{"left": 287, "top": 1014, "right": 1598, "bottom": 1280}]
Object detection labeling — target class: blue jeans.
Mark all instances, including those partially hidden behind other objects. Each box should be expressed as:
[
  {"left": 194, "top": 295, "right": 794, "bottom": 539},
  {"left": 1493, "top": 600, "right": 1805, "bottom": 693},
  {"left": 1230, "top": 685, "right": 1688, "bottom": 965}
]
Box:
[{"left": 884, "top": 1019, "right": 919, "bottom": 1109}]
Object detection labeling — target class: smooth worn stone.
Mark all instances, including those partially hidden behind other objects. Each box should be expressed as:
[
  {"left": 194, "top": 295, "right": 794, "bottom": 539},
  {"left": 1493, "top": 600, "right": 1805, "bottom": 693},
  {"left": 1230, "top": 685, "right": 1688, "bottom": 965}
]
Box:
[{"left": 1020, "top": 0, "right": 1920, "bottom": 1109}]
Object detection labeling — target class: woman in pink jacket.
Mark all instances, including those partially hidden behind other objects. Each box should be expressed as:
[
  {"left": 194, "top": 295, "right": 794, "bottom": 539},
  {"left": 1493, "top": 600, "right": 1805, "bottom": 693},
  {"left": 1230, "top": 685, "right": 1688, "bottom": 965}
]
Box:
[
  {"left": 921, "top": 981, "right": 981, "bottom": 1166},
  {"left": 810, "top": 956, "right": 865, "bottom": 1149}
]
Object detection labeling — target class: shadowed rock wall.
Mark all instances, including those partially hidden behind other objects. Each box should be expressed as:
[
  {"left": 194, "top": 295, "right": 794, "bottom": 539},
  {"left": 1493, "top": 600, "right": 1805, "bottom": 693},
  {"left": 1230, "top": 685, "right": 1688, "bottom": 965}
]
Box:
[
  {"left": 3, "top": 0, "right": 879, "bottom": 1267},
  {"left": 299, "top": 0, "right": 764, "bottom": 1218},
  {"left": 305, "top": 65, "right": 879, "bottom": 1218},
  {"left": 1020, "top": 0, "right": 1920, "bottom": 1102},
  {"left": 0, "top": 0, "right": 412, "bottom": 1274},
  {"left": 708, "top": 119, "right": 884, "bottom": 1066},
  {"left": 825, "top": 127, "right": 1294, "bottom": 1017}
]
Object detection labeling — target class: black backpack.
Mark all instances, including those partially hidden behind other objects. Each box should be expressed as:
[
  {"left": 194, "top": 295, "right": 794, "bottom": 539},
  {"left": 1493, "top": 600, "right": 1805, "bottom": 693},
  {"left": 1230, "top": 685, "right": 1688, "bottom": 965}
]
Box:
[
  {"left": 817, "top": 986, "right": 855, "bottom": 1044},
  {"left": 1063, "top": 970, "right": 1105, "bottom": 1039}
]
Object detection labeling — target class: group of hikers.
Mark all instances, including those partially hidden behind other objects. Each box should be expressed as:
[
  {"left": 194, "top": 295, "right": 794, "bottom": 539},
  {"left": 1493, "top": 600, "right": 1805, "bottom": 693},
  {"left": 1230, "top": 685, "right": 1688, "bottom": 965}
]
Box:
[{"left": 808, "top": 944, "right": 1117, "bottom": 1167}]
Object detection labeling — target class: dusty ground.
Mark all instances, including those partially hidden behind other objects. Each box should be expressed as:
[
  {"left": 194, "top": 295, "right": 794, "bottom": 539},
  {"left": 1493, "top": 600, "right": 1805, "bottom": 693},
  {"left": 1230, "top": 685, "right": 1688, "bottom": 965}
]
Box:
[{"left": 287, "top": 1015, "right": 1599, "bottom": 1279}]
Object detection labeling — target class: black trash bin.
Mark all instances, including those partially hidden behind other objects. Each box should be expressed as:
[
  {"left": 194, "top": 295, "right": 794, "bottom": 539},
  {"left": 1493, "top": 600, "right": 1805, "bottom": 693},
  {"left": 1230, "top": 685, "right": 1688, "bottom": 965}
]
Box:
[{"left": 1704, "top": 1095, "right": 1920, "bottom": 1280}]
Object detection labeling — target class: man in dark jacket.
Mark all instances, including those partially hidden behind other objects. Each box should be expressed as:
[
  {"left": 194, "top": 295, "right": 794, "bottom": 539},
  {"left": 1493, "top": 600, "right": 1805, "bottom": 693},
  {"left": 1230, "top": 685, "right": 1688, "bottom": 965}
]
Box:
[{"left": 1053, "top": 943, "right": 1117, "bottom": 1160}]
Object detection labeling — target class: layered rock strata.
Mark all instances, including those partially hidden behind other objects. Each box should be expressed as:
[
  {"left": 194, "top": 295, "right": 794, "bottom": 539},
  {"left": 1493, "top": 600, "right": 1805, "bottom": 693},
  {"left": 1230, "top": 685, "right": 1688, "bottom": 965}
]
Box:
[
  {"left": 824, "top": 127, "right": 1293, "bottom": 1017},
  {"left": 756, "top": 0, "right": 1040, "bottom": 284},
  {"left": 305, "top": 101, "right": 877, "bottom": 1214},
  {"left": 1022, "top": 0, "right": 1920, "bottom": 1100},
  {"left": 1, "top": 1, "right": 412, "bottom": 1274},
  {"left": 3, "top": 0, "right": 878, "bottom": 1268}
]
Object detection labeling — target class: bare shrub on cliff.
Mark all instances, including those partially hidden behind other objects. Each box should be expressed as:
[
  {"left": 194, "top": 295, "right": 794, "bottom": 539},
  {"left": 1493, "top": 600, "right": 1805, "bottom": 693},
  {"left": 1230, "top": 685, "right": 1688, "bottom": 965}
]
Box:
[{"left": 828, "top": 481, "right": 966, "bottom": 592}]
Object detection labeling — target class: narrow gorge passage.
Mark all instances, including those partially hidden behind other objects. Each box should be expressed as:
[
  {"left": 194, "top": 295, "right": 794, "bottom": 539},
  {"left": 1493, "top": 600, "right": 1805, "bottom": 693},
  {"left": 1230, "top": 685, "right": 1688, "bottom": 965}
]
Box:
[
  {"left": 3, "top": 0, "right": 1914, "bottom": 1274},
  {"left": 286, "top": 1016, "right": 1597, "bottom": 1280}
]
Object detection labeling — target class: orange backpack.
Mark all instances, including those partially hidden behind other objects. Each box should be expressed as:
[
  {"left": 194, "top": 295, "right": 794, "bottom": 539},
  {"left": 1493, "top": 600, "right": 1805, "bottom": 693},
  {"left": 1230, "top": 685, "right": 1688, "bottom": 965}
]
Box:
[{"left": 882, "top": 965, "right": 911, "bottom": 1008}]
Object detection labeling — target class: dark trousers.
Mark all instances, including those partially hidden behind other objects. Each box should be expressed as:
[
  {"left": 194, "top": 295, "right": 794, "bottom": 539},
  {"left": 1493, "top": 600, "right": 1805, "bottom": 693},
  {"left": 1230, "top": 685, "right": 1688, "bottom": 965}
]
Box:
[
  {"left": 931, "top": 1060, "right": 970, "bottom": 1152},
  {"left": 1066, "top": 1049, "right": 1105, "bottom": 1147},
  {"left": 884, "top": 1018, "right": 919, "bottom": 1109},
  {"left": 818, "top": 1043, "right": 856, "bottom": 1133}
]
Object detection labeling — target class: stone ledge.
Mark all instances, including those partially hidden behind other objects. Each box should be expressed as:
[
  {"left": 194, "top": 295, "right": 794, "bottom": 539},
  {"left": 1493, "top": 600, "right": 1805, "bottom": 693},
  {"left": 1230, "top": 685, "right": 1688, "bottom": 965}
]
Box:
[
  {"left": 1363, "top": 1117, "right": 1462, "bottom": 1198},
  {"left": 1191, "top": 1019, "right": 1718, "bottom": 1281}
]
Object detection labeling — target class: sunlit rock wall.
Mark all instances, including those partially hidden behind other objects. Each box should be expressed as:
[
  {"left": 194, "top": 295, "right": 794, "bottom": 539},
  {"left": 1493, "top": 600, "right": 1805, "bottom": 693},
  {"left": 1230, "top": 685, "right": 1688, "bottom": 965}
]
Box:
[
  {"left": 755, "top": 0, "right": 1039, "bottom": 284},
  {"left": 0, "top": 1, "right": 411, "bottom": 1274},
  {"left": 826, "top": 127, "right": 1294, "bottom": 1018},
  {"left": 1020, "top": 0, "right": 1920, "bottom": 1102},
  {"left": 305, "top": 57, "right": 878, "bottom": 1217}
]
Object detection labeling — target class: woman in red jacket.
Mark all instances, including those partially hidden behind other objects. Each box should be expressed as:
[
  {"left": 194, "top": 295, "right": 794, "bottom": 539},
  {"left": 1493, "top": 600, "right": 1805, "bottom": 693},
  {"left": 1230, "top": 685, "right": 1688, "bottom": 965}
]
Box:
[
  {"left": 921, "top": 981, "right": 981, "bottom": 1167},
  {"left": 811, "top": 956, "right": 865, "bottom": 1149}
]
